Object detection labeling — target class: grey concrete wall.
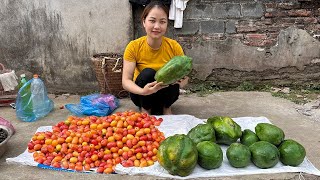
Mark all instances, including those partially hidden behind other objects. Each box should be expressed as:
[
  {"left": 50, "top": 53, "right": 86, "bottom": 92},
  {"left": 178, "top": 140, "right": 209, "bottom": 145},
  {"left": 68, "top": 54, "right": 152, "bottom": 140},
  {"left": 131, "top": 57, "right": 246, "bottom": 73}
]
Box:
[
  {"left": 187, "top": 27, "right": 320, "bottom": 87},
  {"left": 1, "top": 0, "right": 320, "bottom": 94},
  {"left": 0, "top": 0, "right": 132, "bottom": 93}
]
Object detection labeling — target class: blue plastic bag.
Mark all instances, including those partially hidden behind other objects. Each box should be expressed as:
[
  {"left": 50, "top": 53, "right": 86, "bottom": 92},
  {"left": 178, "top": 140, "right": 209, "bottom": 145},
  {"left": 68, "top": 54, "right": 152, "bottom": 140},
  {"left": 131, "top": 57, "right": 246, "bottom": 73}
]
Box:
[
  {"left": 65, "top": 94, "right": 119, "bottom": 117},
  {"left": 16, "top": 76, "right": 54, "bottom": 122}
]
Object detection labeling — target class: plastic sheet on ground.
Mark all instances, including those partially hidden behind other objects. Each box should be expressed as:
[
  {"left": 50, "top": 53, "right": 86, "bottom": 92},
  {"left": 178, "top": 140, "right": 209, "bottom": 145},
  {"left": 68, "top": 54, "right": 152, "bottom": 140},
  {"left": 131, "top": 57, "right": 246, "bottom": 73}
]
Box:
[{"left": 6, "top": 115, "right": 320, "bottom": 178}]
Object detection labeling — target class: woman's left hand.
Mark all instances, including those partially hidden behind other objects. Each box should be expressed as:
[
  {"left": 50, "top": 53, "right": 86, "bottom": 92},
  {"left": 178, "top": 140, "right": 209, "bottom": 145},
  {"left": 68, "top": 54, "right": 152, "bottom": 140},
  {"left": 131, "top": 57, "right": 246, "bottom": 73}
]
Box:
[{"left": 142, "top": 81, "right": 168, "bottom": 95}]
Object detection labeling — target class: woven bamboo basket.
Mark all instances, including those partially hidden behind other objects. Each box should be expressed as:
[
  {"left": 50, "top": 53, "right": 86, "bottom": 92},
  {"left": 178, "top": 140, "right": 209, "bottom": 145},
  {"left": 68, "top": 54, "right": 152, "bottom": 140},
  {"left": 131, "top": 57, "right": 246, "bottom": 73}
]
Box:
[
  {"left": 91, "top": 53, "right": 128, "bottom": 98},
  {"left": 0, "top": 63, "right": 17, "bottom": 107}
]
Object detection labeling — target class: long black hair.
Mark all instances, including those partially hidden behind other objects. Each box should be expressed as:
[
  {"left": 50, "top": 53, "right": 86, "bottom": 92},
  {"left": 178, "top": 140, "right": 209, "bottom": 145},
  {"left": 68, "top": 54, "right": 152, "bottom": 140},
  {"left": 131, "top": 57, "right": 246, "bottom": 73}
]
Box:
[{"left": 140, "top": 1, "right": 169, "bottom": 22}]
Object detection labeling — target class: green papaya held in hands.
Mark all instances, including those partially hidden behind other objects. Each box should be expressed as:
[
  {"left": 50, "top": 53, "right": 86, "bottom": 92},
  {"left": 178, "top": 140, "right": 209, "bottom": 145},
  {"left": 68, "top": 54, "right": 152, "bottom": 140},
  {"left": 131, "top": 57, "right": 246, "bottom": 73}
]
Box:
[{"left": 155, "top": 55, "right": 192, "bottom": 85}]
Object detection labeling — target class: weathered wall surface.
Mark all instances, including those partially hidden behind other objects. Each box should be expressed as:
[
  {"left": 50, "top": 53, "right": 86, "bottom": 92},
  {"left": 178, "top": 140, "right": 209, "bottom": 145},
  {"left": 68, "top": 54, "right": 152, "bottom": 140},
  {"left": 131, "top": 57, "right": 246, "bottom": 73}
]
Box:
[
  {"left": 0, "top": 0, "right": 132, "bottom": 93},
  {"left": 1, "top": 0, "right": 319, "bottom": 94},
  {"left": 133, "top": 0, "right": 320, "bottom": 87},
  {"left": 190, "top": 27, "right": 320, "bottom": 87}
]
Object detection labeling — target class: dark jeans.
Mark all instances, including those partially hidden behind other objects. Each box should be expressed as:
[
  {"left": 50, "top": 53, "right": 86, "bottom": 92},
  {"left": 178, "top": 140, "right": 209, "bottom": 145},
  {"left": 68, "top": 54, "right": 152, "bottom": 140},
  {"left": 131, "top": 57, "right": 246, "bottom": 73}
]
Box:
[{"left": 130, "top": 68, "right": 179, "bottom": 115}]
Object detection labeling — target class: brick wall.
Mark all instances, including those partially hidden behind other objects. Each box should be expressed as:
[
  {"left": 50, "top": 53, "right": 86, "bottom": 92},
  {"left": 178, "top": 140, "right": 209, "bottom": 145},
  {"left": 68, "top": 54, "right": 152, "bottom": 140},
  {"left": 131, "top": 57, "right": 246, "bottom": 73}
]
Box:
[
  {"left": 131, "top": 0, "right": 320, "bottom": 87},
  {"left": 177, "top": 0, "right": 319, "bottom": 47},
  {"left": 133, "top": 0, "right": 319, "bottom": 46}
]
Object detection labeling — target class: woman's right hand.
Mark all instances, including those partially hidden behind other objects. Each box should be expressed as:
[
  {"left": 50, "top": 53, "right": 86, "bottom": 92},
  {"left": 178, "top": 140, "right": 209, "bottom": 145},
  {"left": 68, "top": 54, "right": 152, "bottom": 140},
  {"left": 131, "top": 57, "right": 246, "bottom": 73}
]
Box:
[{"left": 142, "top": 81, "right": 167, "bottom": 96}]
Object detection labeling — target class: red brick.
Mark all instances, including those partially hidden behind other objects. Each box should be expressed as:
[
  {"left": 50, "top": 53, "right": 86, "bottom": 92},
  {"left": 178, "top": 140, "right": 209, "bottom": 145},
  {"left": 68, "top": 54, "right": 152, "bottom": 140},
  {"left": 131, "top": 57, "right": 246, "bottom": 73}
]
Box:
[
  {"left": 245, "top": 34, "right": 267, "bottom": 40},
  {"left": 265, "top": 11, "right": 288, "bottom": 17},
  {"left": 228, "top": 34, "right": 244, "bottom": 39},
  {"left": 280, "top": 18, "right": 297, "bottom": 24},
  {"left": 288, "top": 9, "right": 312, "bottom": 17},
  {"left": 272, "top": 19, "right": 295, "bottom": 27},
  {"left": 254, "top": 24, "right": 267, "bottom": 31},
  {"left": 261, "top": 39, "right": 276, "bottom": 46},
  {"left": 202, "top": 34, "right": 225, "bottom": 41},
  {"left": 260, "top": 26, "right": 285, "bottom": 32},
  {"left": 243, "top": 33, "right": 276, "bottom": 47},
  {"left": 237, "top": 26, "right": 259, "bottom": 33},
  {"left": 265, "top": 3, "right": 277, "bottom": 9},
  {"left": 265, "top": 12, "right": 273, "bottom": 17},
  {"left": 278, "top": 3, "right": 300, "bottom": 10},
  {"left": 255, "top": 19, "right": 273, "bottom": 26},
  {"left": 303, "top": 17, "right": 318, "bottom": 23}
]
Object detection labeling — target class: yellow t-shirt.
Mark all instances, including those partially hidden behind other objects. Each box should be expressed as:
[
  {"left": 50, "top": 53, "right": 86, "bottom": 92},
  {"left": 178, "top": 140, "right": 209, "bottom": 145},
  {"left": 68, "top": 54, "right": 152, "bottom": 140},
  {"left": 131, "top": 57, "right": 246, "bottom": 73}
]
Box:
[{"left": 124, "top": 36, "right": 184, "bottom": 80}]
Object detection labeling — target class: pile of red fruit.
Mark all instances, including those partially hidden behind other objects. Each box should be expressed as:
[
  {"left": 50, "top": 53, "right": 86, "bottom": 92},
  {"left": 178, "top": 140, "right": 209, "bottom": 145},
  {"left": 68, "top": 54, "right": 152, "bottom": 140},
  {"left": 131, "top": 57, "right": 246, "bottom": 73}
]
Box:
[{"left": 27, "top": 111, "right": 165, "bottom": 174}]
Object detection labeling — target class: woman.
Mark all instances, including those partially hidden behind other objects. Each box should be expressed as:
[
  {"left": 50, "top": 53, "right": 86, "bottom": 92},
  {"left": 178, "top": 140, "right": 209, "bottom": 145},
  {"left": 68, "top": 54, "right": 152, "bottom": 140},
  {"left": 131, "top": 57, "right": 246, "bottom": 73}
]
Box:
[{"left": 122, "top": 1, "right": 188, "bottom": 115}]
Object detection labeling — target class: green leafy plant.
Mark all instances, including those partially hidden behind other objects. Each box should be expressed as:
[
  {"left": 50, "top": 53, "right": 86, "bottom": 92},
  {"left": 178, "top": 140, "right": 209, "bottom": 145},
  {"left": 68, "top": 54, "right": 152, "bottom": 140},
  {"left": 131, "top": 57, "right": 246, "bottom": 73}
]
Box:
[
  {"left": 236, "top": 81, "right": 255, "bottom": 91},
  {"left": 184, "top": 79, "right": 319, "bottom": 105},
  {"left": 187, "top": 82, "right": 221, "bottom": 97}
]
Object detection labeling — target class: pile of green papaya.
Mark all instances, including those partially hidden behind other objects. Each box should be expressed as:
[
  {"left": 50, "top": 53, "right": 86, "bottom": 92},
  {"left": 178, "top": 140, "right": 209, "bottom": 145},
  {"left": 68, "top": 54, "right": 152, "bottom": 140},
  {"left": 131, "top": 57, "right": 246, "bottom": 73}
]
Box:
[
  {"left": 240, "top": 122, "right": 306, "bottom": 169},
  {"left": 157, "top": 116, "right": 306, "bottom": 177}
]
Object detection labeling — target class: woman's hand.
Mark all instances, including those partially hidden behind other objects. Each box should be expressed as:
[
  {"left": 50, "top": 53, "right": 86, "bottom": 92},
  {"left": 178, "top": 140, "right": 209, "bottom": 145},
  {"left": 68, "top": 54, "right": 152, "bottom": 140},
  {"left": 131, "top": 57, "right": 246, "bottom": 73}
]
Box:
[
  {"left": 142, "top": 81, "right": 168, "bottom": 96},
  {"left": 176, "top": 76, "right": 189, "bottom": 88}
]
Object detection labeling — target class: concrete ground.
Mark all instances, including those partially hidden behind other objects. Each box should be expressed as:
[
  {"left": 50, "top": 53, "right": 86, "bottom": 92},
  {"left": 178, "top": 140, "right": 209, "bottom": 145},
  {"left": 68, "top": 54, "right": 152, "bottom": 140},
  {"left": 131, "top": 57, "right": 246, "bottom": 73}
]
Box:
[{"left": 0, "top": 92, "right": 319, "bottom": 180}]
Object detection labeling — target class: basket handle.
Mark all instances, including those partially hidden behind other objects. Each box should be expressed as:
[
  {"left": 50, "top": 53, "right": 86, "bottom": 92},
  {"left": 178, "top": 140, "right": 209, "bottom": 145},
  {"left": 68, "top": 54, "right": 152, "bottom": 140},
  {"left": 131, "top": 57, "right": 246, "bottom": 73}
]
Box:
[
  {"left": 101, "top": 57, "right": 112, "bottom": 94},
  {"left": 100, "top": 56, "right": 127, "bottom": 97},
  {"left": 112, "top": 58, "right": 122, "bottom": 72},
  {"left": 101, "top": 57, "right": 122, "bottom": 72}
]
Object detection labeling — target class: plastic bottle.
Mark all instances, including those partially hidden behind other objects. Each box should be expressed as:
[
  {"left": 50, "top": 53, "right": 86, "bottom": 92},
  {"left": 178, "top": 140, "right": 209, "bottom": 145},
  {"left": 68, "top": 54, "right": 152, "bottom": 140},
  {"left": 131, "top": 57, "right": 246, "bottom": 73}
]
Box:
[
  {"left": 16, "top": 78, "right": 35, "bottom": 122},
  {"left": 30, "top": 74, "right": 54, "bottom": 119},
  {"left": 18, "top": 74, "right": 27, "bottom": 89}
]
